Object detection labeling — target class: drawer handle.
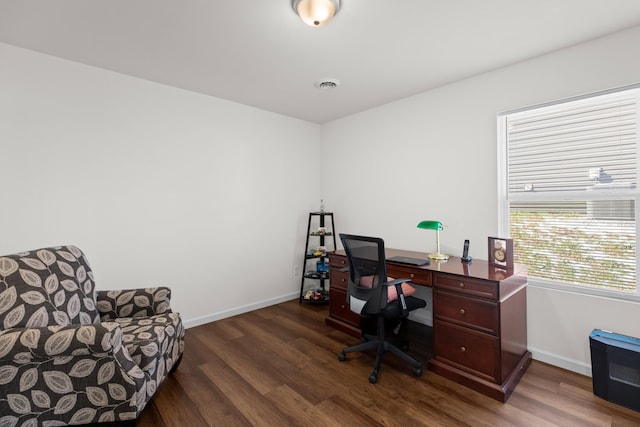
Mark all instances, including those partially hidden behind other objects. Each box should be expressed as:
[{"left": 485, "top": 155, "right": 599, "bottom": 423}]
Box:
[
  {"left": 461, "top": 346, "right": 466, "bottom": 353},
  {"left": 459, "top": 308, "right": 465, "bottom": 315},
  {"left": 341, "top": 304, "right": 345, "bottom": 309},
  {"left": 409, "top": 274, "right": 415, "bottom": 279},
  {"left": 459, "top": 282, "right": 465, "bottom": 288}
]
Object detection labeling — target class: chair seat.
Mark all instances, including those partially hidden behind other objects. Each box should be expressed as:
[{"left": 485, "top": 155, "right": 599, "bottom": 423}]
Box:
[
  {"left": 379, "top": 295, "right": 427, "bottom": 319},
  {"left": 113, "top": 312, "right": 183, "bottom": 377}
]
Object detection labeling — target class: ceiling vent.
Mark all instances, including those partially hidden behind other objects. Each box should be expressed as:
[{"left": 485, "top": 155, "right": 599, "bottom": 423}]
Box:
[{"left": 316, "top": 78, "right": 340, "bottom": 89}]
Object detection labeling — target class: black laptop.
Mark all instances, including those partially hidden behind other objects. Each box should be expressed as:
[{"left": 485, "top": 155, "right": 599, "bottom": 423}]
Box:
[{"left": 386, "top": 256, "right": 430, "bottom": 266}]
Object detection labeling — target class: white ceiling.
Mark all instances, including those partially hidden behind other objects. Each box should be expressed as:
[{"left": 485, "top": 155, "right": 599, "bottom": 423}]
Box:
[{"left": 2, "top": 0, "right": 640, "bottom": 124}]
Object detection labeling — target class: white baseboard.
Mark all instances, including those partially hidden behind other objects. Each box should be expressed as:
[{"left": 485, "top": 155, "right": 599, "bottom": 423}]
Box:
[
  {"left": 529, "top": 346, "right": 592, "bottom": 376},
  {"left": 182, "top": 292, "right": 298, "bottom": 329}
]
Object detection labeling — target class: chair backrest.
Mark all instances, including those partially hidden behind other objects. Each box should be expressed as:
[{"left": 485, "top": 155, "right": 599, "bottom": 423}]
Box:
[
  {"left": 339, "top": 234, "right": 388, "bottom": 316},
  {"left": 0, "top": 245, "right": 100, "bottom": 329}
]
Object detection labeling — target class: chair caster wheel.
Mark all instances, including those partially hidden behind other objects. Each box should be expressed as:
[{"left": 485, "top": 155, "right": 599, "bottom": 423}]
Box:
[
  {"left": 369, "top": 374, "right": 378, "bottom": 384},
  {"left": 369, "top": 370, "right": 378, "bottom": 384},
  {"left": 413, "top": 366, "right": 423, "bottom": 377},
  {"left": 338, "top": 352, "right": 346, "bottom": 361}
]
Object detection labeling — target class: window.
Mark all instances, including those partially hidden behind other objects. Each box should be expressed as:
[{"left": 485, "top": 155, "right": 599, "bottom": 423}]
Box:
[{"left": 498, "top": 86, "right": 640, "bottom": 297}]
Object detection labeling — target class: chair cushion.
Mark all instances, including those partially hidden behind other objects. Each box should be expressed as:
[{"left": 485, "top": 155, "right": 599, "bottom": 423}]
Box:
[
  {"left": 359, "top": 275, "right": 416, "bottom": 302},
  {"left": 112, "top": 313, "right": 182, "bottom": 381},
  {"left": 379, "top": 295, "right": 427, "bottom": 320},
  {"left": 0, "top": 245, "right": 100, "bottom": 329}
]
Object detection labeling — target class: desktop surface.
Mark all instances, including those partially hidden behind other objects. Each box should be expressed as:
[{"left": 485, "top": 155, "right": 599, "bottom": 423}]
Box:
[
  {"left": 386, "top": 255, "right": 430, "bottom": 266},
  {"left": 334, "top": 247, "right": 528, "bottom": 283}
]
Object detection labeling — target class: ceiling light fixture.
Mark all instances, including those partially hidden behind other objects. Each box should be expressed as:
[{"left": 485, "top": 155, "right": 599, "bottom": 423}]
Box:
[{"left": 292, "top": 0, "right": 340, "bottom": 27}]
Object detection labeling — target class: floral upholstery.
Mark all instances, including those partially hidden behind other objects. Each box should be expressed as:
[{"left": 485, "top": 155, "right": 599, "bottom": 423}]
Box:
[
  {"left": 96, "top": 287, "right": 173, "bottom": 320},
  {"left": 0, "top": 246, "right": 185, "bottom": 426},
  {"left": 0, "top": 245, "right": 100, "bottom": 329}
]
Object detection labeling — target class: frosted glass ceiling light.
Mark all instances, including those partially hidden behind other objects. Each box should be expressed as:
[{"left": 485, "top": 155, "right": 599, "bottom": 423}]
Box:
[{"left": 293, "top": 0, "right": 340, "bottom": 27}]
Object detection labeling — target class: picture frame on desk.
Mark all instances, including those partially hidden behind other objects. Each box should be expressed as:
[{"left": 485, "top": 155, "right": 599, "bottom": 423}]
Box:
[{"left": 488, "top": 237, "right": 514, "bottom": 269}]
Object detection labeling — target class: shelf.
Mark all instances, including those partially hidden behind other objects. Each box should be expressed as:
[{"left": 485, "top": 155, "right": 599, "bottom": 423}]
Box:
[
  {"left": 299, "top": 211, "right": 337, "bottom": 303},
  {"left": 302, "top": 288, "right": 329, "bottom": 304},
  {"left": 304, "top": 271, "right": 329, "bottom": 280},
  {"left": 306, "top": 254, "right": 327, "bottom": 260}
]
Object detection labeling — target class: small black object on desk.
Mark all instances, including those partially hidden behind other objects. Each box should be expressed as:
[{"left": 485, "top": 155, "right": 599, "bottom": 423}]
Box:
[{"left": 461, "top": 239, "right": 472, "bottom": 262}]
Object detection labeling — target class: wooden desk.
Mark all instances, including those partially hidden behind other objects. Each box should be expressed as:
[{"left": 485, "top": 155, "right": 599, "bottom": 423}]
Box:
[{"left": 326, "top": 248, "right": 532, "bottom": 402}]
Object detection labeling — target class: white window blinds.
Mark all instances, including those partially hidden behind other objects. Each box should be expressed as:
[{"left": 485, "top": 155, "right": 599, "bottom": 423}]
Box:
[
  {"left": 500, "top": 86, "right": 639, "bottom": 294},
  {"left": 507, "top": 89, "right": 637, "bottom": 195}
]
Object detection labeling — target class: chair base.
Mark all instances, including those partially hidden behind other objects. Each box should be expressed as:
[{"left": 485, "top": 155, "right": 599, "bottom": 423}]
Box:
[{"left": 338, "top": 316, "right": 423, "bottom": 383}]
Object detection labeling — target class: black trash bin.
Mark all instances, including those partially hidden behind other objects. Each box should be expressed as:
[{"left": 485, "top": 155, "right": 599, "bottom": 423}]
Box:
[{"left": 590, "top": 329, "right": 640, "bottom": 412}]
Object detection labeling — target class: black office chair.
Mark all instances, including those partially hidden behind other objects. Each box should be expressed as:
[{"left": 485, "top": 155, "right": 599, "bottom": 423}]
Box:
[{"left": 338, "top": 233, "right": 427, "bottom": 383}]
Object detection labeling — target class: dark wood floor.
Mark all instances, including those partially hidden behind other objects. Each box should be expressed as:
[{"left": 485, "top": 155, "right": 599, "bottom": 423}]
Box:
[{"left": 111, "top": 300, "right": 640, "bottom": 426}]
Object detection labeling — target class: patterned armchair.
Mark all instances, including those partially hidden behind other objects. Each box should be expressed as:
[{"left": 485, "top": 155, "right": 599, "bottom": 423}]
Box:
[{"left": 0, "top": 245, "right": 185, "bottom": 426}]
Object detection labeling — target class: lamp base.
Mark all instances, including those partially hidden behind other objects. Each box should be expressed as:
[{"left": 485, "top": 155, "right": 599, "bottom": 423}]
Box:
[{"left": 428, "top": 252, "right": 449, "bottom": 261}]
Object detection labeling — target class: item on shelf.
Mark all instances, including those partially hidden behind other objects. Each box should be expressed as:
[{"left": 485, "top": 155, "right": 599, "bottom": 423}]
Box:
[
  {"left": 305, "top": 270, "right": 329, "bottom": 279},
  {"left": 304, "top": 288, "right": 330, "bottom": 302},
  {"left": 316, "top": 260, "right": 329, "bottom": 272},
  {"left": 312, "top": 246, "right": 327, "bottom": 257}
]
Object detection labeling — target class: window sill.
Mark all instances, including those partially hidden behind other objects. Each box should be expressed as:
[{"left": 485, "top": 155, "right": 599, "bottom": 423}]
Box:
[{"left": 528, "top": 278, "right": 640, "bottom": 303}]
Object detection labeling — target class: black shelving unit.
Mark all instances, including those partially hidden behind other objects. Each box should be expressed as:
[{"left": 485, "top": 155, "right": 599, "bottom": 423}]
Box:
[{"left": 299, "top": 211, "right": 337, "bottom": 303}]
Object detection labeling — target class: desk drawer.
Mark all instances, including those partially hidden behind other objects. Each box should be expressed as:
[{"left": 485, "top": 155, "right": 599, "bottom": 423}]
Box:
[
  {"left": 329, "top": 288, "right": 361, "bottom": 327},
  {"left": 386, "top": 264, "right": 431, "bottom": 286},
  {"left": 434, "top": 289, "right": 499, "bottom": 335},
  {"left": 434, "top": 273, "right": 498, "bottom": 300},
  {"left": 434, "top": 319, "right": 498, "bottom": 381},
  {"left": 329, "top": 254, "right": 347, "bottom": 269},
  {"left": 330, "top": 268, "right": 349, "bottom": 291}
]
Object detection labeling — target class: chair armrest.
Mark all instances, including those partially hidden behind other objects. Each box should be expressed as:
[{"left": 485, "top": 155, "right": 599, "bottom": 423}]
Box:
[
  {"left": 383, "top": 278, "right": 412, "bottom": 316},
  {"left": 0, "top": 322, "right": 124, "bottom": 362},
  {"left": 96, "top": 287, "right": 173, "bottom": 320},
  {"left": 382, "top": 278, "right": 412, "bottom": 288}
]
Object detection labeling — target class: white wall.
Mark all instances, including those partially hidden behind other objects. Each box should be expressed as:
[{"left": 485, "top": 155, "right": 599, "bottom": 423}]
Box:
[
  {"left": 0, "top": 43, "right": 321, "bottom": 327},
  {"left": 321, "top": 25, "right": 640, "bottom": 374}
]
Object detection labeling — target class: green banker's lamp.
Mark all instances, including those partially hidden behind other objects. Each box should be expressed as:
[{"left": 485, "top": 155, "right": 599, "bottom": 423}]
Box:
[{"left": 417, "top": 220, "right": 449, "bottom": 261}]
